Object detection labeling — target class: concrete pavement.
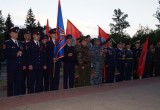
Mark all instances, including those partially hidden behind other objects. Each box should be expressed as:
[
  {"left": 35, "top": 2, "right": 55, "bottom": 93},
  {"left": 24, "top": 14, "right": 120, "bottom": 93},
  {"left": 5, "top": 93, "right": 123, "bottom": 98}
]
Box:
[{"left": 0, "top": 77, "right": 160, "bottom": 110}]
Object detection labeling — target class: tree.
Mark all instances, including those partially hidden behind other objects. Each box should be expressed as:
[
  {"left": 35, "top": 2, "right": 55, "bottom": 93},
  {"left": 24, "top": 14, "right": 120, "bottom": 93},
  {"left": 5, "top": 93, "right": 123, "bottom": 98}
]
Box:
[
  {"left": 0, "top": 10, "right": 5, "bottom": 46},
  {"left": 25, "top": 8, "right": 37, "bottom": 34},
  {"left": 5, "top": 14, "right": 14, "bottom": 32},
  {"left": 0, "top": 10, "right": 5, "bottom": 34},
  {"left": 132, "top": 25, "right": 156, "bottom": 45},
  {"left": 154, "top": 0, "right": 160, "bottom": 28},
  {"left": 37, "top": 21, "right": 44, "bottom": 36},
  {"left": 110, "top": 8, "right": 130, "bottom": 35},
  {"left": 4, "top": 14, "right": 14, "bottom": 40}
]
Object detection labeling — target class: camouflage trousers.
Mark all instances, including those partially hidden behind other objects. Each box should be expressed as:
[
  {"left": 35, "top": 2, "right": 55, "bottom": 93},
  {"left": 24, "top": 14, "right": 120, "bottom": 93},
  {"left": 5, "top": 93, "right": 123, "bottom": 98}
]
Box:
[
  {"left": 74, "top": 64, "right": 91, "bottom": 87},
  {"left": 90, "top": 62, "right": 103, "bottom": 85}
]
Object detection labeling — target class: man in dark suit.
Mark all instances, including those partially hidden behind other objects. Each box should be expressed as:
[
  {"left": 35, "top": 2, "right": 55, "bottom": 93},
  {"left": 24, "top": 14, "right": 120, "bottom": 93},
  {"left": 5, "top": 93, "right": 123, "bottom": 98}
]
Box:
[
  {"left": 46, "top": 28, "right": 61, "bottom": 91},
  {"left": 41, "top": 35, "right": 49, "bottom": 91},
  {"left": 104, "top": 38, "right": 116, "bottom": 83},
  {"left": 125, "top": 42, "right": 133, "bottom": 80},
  {"left": 63, "top": 34, "right": 77, "bottom": 89},
  {"left": 21, "top": 29, "right": 31, "bottom": 94},
  {"left": 115, "top": 42, "right": 125, "bottom": 82},
  {"left": 27, "top": 30, "right": 47, "bottom": 93},
  {"left": 3, "top": 27, "right": 26, "bottom": 96}
]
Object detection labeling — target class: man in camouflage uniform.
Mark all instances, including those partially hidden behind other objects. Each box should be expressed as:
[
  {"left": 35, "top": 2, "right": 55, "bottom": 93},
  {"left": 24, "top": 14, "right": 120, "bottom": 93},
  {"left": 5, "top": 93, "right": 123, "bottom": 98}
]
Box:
[
  {"left": 90, "top": 38, "right": 103, "bottom": 85},
  {"left": 75, "top": 36, "right": 91, "bottom": 87}
]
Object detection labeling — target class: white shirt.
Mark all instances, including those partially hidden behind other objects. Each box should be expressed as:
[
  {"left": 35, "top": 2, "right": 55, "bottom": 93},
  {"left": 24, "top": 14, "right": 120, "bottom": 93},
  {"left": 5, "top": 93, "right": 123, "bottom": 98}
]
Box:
[
  {"left": 118, "top": 48, "right": 122, "bottom": 51},
  {"left": 52, "top": 39, "right": 56, "bottom": 44},
  {"left": 67, "top": 44, "right": 72, "bottom": 47},
  {"left": 34, "top": 40, "right": 39, "bottom": 46},
  {"left": 11, "top": 38, "right": 19, "bottom": 47}
]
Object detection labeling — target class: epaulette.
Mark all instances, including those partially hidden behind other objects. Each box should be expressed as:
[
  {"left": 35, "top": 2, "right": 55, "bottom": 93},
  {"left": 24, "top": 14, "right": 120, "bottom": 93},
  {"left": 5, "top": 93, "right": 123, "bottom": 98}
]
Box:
[{"left": 5, "top": 40, "right": 10, "bottom": 43}]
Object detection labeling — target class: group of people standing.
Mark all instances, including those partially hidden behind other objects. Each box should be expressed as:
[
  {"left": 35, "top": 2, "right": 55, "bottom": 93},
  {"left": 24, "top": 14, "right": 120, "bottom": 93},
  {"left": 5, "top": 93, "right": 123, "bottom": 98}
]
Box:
[{"left": 2, "top": 26, "right": 160, "bottom": 97}]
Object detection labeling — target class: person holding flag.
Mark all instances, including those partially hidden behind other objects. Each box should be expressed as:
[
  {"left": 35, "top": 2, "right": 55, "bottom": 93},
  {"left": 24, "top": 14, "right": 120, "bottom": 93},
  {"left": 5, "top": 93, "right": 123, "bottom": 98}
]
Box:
[
  {"left": 46, "top": 0, "right": 66, "bottom": 90},
  {"left": 46, "top": 28, "right": 61, "bottom": 91}
]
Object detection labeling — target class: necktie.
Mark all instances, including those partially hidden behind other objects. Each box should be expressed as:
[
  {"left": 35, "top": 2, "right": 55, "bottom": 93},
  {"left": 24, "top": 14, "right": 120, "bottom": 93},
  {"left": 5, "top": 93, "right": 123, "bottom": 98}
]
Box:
[
  {"left": 36, "top": 42, "right": 39, "bottom": 47},
  {"left": 15, "top": 41, "right": 19, "bottom": 47}
]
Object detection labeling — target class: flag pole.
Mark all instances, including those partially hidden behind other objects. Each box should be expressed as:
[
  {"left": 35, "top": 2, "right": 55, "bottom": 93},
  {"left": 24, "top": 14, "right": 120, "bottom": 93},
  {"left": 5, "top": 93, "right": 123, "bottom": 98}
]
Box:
[
  {"left": 111, "top": 38, "right": 116, "bottom": 44},
  {"left": 53, "top": 60, "right": 56, "bottom": 78}
]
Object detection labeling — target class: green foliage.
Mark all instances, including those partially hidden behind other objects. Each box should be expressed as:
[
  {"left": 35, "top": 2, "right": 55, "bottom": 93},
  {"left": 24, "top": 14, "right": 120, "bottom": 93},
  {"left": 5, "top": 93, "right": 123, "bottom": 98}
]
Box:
[
  {"left": 4, "top": 14, "right": 14, "bottom": 40},
  {"left": 0, "top": 10, "right": 5, "bottom": 34},
  {"left": 25, "top": 8, "right": 37, "bottom": 34},
  {"left": 154, "top": 0, "right": 160, "bottom": 29},
  {"left": 0, "top": 33, "right": 5, "bottom": 47},
  {"left": 37, "top": 21, "right": 44, "bottom": 36},
  {"left": 110, "top": 8, "right": 130, "bottom": 35},
  {"left": 110, "top": 33, "right": 131, "bottom": 47},
  {"left": 132, "top": 25, "right": 159, "bottom": 45}
]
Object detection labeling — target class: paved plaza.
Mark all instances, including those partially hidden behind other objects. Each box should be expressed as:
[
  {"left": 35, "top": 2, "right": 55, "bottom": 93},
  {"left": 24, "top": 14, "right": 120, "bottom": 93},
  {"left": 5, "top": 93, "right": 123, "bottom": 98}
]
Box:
[{"left": 0, "top": 77, "right": 160, "bottom": 110}]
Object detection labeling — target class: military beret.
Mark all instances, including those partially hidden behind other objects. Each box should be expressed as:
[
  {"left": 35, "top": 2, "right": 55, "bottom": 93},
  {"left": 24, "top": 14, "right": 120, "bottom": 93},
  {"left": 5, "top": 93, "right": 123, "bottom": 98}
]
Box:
[
  {"left": 65, "top": 34, "right": 72, "bottom": 40},
  {"left": 10, "top": 27, "right": 19, "bottom": 33},
  {"left": 48, "top": 28, "right": 57, "bottom": 34},
  {"left": 80, "top": 36, "right": 87, "bottom": 42}
]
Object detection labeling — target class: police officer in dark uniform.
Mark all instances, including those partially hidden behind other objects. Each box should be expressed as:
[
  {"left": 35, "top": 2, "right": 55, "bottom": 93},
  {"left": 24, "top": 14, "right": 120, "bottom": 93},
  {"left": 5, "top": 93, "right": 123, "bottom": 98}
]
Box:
[
  {"left": 63, "top": 34, "right": 77, "bottom": 89},
  {"left": 132, "top": 40, "right": 142, "bottom": 79},
  {"left": 46, "top": 28, "right": 61, "bottom": 91},
  {"left": 27, "top": 30, "right": 47, "bottom": 93},
  {"left": 41, "top": 35, "right": 49, "bottom": 91},
  {"left": 21, "top": 29, "right": 31, "bottom": 94},
  {"left": 3, "top": 27, "right": 26, "bottom": 96},
  {"left": 125, "top": 42, "right": 133, "bottom": 80},
  {"left": 105, "top": 38, "right": 116, "bottom": 83},
  {"left": 115, "top": 41, "right": 125, "bottom": 82}
]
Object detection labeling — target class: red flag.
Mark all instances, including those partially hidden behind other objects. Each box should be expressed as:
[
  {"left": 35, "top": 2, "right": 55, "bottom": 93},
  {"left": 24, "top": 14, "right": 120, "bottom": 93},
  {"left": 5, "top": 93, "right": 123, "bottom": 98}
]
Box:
[
  {"left": 46, "top": 19, "right": 49, "bottom": 37},
  {"left": 66, "top": 19, "right": 81, "bottom": 43},
  {"left": 98, "top": 26, "right": 110, "bottom": 43},
  {"left": 137, "top": 37, "right": 149, "bottom": 77}
]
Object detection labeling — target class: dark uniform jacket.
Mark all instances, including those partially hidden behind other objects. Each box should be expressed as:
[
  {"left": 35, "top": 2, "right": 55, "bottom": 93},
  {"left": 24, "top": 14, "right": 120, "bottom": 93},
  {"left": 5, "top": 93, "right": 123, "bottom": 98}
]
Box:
[
  {"left": 27, "top": 41, "right": 46, "bottom": 69},
  {"left": 63, "top": 44, "right": 77, "bottom": 63},
  {"left": 4, "top": 39, "right": 25, "bottom": 70}
]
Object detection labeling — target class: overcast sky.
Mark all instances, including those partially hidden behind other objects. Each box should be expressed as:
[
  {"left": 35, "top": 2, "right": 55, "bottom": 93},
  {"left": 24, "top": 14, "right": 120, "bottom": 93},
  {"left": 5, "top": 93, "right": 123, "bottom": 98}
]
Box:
[{"left": 0, "top": 0, "right": 158, "bottom": 37}]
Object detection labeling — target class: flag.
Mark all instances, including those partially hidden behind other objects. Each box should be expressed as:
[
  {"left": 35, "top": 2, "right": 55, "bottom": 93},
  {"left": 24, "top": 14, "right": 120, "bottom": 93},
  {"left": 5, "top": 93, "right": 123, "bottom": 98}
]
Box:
[
  {"left": 98, "top": 26, "right": 110, "bottom": 43},
  {"left": 66, "top": 19, "right": 81, "bottom": 44},
  {"left": 137, "top": 37, "right": 149, "bottom": 77},
  {"left": 55, "top": 0, "right": 66, "bottom": 59},
  {"left": 46, "top": 19, "right": 49, "bottom": 37}
]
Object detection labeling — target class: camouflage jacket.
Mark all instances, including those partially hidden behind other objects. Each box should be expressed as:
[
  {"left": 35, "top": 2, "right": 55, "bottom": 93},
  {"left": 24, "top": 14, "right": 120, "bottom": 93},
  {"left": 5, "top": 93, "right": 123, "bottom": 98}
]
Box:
[{"left": 76, "top": 45, "right": 91, "bottom": 66}]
